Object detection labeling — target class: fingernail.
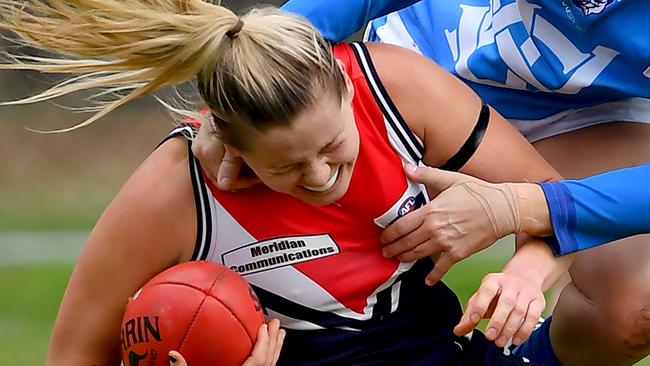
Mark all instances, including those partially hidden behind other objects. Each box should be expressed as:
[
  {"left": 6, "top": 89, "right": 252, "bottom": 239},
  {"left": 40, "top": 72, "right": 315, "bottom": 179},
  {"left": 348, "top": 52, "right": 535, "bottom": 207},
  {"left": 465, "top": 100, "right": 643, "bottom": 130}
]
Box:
[
  {"left": 169, "top": 355, "right": 177, "bottom": 364},
  {"left": 486, "top": 328, "right": 497, "bottom": 339},
  {"left": 496, "top": 336, "right": 507, "bottom": 347},
  {"left": 219, "top": 177, "right": 230, "bottom": 187},
  {"left": 513, "top": 336, "right": 522, "bottom": 345},
  {"left": 470, "top": 313, "right": 480, "bottom": 324},
  {"left": 424, "top": 278, "right": 433, "bottom": 286},
  {"left": 404, "top": 163, "right": 417, "bottom": 173}
]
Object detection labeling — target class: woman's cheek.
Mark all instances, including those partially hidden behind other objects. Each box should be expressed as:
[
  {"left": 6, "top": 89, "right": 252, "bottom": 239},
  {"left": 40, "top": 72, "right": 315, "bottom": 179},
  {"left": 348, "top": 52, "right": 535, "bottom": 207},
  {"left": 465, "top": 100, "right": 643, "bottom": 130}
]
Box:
[{"left": 261, "top": 175, "right": 299, "bottom": 194}]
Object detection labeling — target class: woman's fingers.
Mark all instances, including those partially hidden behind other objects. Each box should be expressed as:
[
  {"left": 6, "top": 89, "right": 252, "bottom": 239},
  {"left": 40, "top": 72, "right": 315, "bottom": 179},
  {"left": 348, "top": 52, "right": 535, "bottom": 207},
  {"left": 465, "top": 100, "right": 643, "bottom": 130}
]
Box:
[
  {"left": 454, "top": 275, "right": 500, "bottom": 336},
  {"left": 168, "top": 350, "right": 187, "bottom": 366},
  {"left": 512, "top": 298, "right": 545, "bottom": 346},
  {"left": 243, "top": 320, "right": 285, "bottom": 366},
  {"left": 454, "top": 272, "right": 545, "bottom": 348}
]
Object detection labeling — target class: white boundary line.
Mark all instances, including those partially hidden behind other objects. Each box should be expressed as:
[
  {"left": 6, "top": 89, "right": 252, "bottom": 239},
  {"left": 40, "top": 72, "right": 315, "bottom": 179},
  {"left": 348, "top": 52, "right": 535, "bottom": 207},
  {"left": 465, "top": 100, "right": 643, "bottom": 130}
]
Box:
[
  {"left": 0, "top": 232, "right": 516, "bottom": 266},
  {"left": 0, "top": 232, "right": 87, "bottom": 266}
]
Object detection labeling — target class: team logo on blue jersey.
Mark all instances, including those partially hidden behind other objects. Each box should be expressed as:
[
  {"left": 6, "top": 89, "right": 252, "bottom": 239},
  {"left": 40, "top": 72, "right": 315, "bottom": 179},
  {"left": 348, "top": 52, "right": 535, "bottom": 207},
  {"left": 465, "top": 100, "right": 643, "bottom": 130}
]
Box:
[
  {"left": 573, "top": 0, "right": 614, "bottom": 16},
  {"left": 441, "top": 1, "right": 619, "bottom": 95}
]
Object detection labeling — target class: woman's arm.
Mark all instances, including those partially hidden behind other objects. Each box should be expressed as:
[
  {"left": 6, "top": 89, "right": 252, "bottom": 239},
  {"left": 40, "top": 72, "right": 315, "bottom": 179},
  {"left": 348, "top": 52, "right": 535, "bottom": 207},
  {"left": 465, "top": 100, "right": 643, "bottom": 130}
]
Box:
[
  {"left": 281, "top": 0, "right": 420, "bottom": 42},
  {"left": 367, "top": 42, "right": 560, "bottom": 267},
  {"left": 540, "top": 162, "right": 650, "bottom": 255},
  {"left": 367, "top": 43, "right": 558, "bottom": 181},
  {"left": 46, "top": 139, "right": 197, "bottom": 366},
  {"left": 455, "top": 238, "right": 574, "bottom": 346},
  {"left": 390, "top": 162, "right": 650, "bottom": 256},
  {"left": 368, "top": 43, "right": 567, "bottom": 345}
]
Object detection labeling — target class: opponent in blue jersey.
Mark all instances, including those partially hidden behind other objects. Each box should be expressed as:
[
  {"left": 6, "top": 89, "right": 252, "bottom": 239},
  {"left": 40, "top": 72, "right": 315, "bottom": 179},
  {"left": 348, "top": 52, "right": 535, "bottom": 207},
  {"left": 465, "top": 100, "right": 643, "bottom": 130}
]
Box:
[
  {"left": 278, "top": 1, "right": 650, "bottom": 366},
  {"left": 540, "top": 164, "right": 650, "bottom": 255},
  {"left": 397, "top": 162, "right": 650, "bottom": 365},
  {"left": 401, "top": 162, "right": 650, "bottom": 260},
  {"left": 0, "top": 1, "right": 568, "bottom": 365},
  {"left": 284, "top": 0, "right": 650, "bottom": 136},
  {"left": 194, "top": 1, "right": 650, "bottom": 365}
]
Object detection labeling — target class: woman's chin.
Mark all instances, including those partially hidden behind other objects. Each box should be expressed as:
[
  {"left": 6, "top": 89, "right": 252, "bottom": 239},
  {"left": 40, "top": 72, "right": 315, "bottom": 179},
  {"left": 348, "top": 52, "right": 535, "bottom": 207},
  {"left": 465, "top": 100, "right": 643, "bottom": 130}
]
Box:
[
  {"left": 296, "top": 189, "right": 346, "bottom": 206},
  {"left": 296, "top": 174, "right": 351, "bottom": 206}
]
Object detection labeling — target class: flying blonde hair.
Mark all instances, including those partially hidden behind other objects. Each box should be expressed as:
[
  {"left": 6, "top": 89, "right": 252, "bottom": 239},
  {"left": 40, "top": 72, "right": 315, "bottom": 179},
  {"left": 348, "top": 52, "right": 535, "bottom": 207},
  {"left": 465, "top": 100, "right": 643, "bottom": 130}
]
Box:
[{"left": 0, "top": 0, "right": 345, "bottom": 147}]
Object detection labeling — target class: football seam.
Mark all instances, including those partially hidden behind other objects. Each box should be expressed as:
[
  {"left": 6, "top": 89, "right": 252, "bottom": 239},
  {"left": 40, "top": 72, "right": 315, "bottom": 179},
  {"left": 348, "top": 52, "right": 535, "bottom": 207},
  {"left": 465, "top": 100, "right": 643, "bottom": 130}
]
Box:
[
  {"left": 147, "top": 264, "right": 228, "bottom": 295},
  {"left": 209, "top": 271, "right": 256, "bottom": 348},
  {"left": 148, "top": 281, "right": 211, "bottom": 294},
  {"left": 212, "top": 294, "right": 256, "bottom": 349},
  {"left": 176, "top": 269, "right": 253, "bottom": 352},
  {"left": 172, "top": 268, "right": 229, "bottom": 352},
  {"left": 177, "top": 292, "right": 208, "bottom": 352}
]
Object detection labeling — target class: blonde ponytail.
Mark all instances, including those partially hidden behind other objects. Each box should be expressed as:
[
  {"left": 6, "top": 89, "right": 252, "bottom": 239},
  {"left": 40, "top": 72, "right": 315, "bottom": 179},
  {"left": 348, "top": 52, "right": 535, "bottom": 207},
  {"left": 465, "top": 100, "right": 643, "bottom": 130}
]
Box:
[
  {"left": 0, "top": 0, "right": 236, "bottom": 130},
  {"left": 0, "top": 0, "right": 345, "bottom": 141}
]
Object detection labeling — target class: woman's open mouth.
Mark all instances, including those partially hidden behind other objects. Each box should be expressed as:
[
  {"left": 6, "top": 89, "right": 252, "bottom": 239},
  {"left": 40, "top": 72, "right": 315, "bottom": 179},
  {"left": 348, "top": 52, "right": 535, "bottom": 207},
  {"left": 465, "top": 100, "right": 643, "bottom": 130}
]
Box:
[{"left": 303, "top": 166, "right": 341, "bottom": 192}]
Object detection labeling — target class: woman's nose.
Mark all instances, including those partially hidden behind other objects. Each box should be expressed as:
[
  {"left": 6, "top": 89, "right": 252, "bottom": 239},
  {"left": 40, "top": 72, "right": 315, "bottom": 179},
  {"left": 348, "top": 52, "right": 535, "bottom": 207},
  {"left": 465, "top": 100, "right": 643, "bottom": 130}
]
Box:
[{"left": 302, "top": 160, "right": 332, "bottom": 188}]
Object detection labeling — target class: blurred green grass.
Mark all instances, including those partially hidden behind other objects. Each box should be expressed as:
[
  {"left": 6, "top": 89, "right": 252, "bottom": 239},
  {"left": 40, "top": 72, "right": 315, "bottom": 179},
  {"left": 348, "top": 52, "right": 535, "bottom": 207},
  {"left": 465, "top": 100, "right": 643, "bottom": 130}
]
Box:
[
  {"left": 0, "top": 264, "right": 73, "bottom": 366},
  {"left": 0, "top": 182, "right": 111, "bottom": 231},
  {"left": 3, "top": 254, "right": 648, "bottom": 365},
  {"left": 0, "top": 256, "right": 505, "bottom": 365}
]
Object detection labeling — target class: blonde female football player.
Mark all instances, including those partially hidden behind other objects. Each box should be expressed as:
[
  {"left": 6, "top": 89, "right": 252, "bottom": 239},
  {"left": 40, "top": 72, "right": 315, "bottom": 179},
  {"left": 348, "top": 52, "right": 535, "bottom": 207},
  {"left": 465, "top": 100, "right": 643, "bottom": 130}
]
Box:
[
  {"left": 195, "top": 1, "right": 650, "bottom": 365},
  {"left": 0, "top": 1, "right": 568, "bottom": 365}
]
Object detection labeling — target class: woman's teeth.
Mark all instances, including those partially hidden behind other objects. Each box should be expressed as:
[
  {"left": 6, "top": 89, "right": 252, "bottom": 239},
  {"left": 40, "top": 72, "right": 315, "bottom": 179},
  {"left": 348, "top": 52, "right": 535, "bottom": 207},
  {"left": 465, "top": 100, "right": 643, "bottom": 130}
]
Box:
[{"left": 303, "top": 166, "right": 340, "bottom": 192}]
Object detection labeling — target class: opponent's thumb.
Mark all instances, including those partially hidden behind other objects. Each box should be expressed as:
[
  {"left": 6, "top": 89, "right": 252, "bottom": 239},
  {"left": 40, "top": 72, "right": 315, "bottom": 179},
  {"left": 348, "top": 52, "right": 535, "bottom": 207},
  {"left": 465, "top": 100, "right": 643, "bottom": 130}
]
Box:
[{"left": 403, "top": 163, "right": 464, "bottom": 196}]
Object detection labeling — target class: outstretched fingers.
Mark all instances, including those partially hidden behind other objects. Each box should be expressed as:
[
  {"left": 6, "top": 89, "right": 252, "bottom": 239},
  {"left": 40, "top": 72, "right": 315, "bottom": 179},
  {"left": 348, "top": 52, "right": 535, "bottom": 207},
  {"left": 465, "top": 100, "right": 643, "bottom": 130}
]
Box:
[
  {"left": 454, "top": 275, "right": 500, "bottom": 336},
  {"left": 512, "top": 298, "right": 545, "bottom": 346},
  {"left": 455, "top": 272, "right": 546, "bottom": 348}
]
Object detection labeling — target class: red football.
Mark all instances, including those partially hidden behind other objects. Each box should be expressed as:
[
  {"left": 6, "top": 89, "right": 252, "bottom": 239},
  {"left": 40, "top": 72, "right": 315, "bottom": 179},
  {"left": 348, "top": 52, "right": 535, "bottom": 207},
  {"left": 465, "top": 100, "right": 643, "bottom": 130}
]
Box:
[{"left": 120, "top": 261, "right": 264, "bottom": 366}]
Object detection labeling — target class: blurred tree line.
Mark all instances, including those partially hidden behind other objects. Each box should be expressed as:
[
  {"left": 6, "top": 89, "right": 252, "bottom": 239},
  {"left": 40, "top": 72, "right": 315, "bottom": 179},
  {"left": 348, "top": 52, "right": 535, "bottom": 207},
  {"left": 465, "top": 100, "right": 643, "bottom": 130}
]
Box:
[
  {"left": 0, "top": 0, "right": 283, "bottom": 99},
  {"left": 0, "top": 0, "right": 285, "bottom": 231}
]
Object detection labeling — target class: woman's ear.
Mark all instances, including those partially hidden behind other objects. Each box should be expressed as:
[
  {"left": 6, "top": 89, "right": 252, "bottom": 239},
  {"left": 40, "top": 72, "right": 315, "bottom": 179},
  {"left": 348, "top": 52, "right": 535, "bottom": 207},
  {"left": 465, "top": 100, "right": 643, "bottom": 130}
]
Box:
[{"left": 336, "top": 59, "right": 354, "bottom": 102}]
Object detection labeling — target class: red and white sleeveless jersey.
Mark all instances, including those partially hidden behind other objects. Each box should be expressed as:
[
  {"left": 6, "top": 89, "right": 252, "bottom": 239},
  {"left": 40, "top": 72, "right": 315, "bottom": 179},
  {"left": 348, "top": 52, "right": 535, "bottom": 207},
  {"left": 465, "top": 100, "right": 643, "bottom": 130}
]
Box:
[{"left": 171, "top": 43, "right": 429, "bottom": 331}]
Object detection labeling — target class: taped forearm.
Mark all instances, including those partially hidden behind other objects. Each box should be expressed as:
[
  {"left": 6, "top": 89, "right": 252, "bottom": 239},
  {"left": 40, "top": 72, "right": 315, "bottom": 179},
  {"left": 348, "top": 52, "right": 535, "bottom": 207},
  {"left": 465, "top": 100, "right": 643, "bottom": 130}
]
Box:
[
  {"left": 458, "top": 181, "right": 551, "bottom": 240},
  {"left": 510, "top": 183, "right": 552, "bottom": 237}
]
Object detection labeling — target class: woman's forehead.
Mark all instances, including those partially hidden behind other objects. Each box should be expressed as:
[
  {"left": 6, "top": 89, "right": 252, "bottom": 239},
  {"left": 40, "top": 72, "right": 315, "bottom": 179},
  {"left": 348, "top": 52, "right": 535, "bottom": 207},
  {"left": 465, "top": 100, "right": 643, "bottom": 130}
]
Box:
[{"left": 247, "top": 99, "right": 349, "bottom": 159}]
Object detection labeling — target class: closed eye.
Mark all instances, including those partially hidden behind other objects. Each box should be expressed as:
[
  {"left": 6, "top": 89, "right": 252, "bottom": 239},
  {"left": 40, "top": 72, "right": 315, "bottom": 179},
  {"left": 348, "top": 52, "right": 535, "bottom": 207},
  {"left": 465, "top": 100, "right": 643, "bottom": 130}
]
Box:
[
  {"left": 268, "top": 164, "right": 299, "bottom": 175},
  {"left": 321, "top": 139, "right": 344, "bottom": 153}
]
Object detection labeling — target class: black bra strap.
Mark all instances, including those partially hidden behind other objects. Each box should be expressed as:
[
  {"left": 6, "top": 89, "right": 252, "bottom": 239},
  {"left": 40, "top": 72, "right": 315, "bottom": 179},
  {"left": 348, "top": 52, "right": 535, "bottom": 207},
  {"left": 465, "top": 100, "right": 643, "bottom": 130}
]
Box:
[{"left": 440, "top": 102, "right": 490, "bottom": 171}]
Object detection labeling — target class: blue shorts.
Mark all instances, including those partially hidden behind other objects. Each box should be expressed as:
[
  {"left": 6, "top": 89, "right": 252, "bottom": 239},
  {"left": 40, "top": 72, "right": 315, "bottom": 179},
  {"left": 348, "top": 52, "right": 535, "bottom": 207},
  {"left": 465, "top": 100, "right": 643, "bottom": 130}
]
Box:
[
  {"left": 279, "top": 328, "right": 541, "bottom": 365},
  {"left": 276, "top": 260, "right": 543, "bottom": 365}
]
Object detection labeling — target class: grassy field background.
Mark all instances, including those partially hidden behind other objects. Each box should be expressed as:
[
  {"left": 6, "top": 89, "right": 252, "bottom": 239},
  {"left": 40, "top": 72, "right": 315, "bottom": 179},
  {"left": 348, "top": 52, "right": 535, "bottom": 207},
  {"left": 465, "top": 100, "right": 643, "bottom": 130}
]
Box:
[
  {"left": 2, "top": 242, "right": 649, "bottom": 365},
  {"left": 0, "top": 246, "right": 513, "bottom": 365}
]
